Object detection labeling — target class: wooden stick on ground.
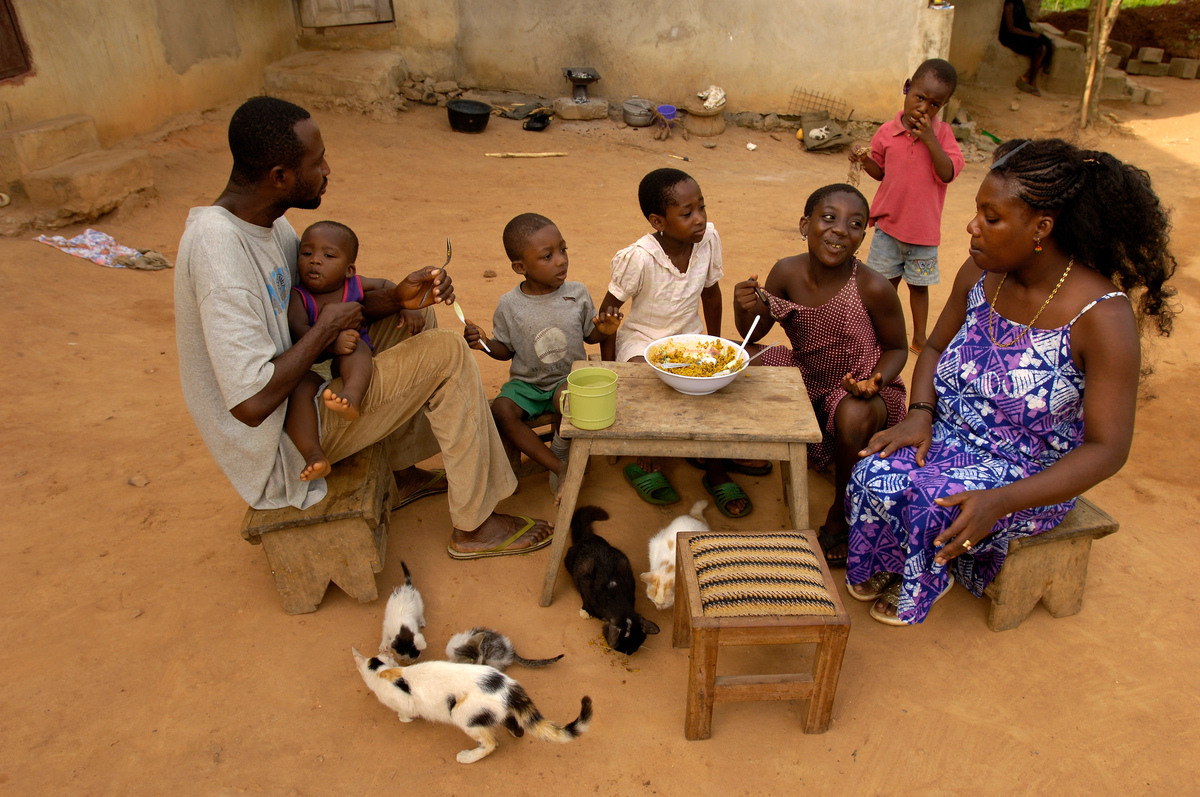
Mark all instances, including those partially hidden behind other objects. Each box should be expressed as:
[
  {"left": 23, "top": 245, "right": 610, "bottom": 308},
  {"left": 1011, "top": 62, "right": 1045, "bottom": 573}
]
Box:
[{"left": 485, "top": 152, "right": 569, "bottom": 158}]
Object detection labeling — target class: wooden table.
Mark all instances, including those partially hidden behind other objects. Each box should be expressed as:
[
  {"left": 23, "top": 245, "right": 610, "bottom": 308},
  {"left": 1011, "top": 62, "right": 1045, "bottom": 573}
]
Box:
[{"left": 540, "top": 361, "right": 822, "bottom": 606}]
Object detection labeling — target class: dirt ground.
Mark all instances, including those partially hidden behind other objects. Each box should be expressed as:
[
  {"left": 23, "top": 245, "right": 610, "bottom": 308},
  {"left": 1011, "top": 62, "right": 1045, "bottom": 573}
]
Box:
[{"left": 1, "top": 75, "right": 1197, "bottom": 795}]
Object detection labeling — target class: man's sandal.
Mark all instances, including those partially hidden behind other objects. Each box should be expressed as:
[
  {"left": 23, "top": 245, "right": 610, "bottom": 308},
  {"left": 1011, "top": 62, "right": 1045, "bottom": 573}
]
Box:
[
  {"left": 623, "top": 464, "right": 680, "bottom": 505},
  {"left": 446, "top": 516, "right": 552, "bottom": 560},
  {"left": 846, "top": 572, "right": 898, "bottom": 602},
  {"left": 701, "top": 475, "right": 753, "bottom": 518},
  {"left": 817, "top": 525, "right": 850, "bottom": 568},
  {"left": 393, "top": 468, "right": 448, "bottom": 509},
  {"left": 685, "top": 457, "right": 774, "bottom": 477}
]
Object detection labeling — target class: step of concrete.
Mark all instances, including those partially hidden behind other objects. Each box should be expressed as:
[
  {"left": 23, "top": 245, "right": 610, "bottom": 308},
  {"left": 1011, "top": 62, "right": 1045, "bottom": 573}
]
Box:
[
  {"left": 0, "top": 114, "right": 101, "bottom": 190},
  {"left": 23, "top": 148, "right": 153, "bottom": 216},
  {"left": 264, "top": 50, "right": 408, "bottom": 105}
]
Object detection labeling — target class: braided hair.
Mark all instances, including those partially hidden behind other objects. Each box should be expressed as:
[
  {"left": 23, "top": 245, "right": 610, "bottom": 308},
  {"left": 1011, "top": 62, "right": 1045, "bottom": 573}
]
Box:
[{"left": 990, "top": 138, "right": 1176, "bottom": 335}]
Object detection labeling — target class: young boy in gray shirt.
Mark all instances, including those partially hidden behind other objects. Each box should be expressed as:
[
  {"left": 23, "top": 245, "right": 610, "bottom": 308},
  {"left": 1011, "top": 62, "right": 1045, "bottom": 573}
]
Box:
[{"left": 462, "top": 213, "right": 622, "bottom": 499}]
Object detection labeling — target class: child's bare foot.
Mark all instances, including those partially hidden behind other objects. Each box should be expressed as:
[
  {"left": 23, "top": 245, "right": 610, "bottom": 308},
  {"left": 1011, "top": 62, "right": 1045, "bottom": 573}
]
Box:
[
  {"left": 323, "top": 388, "right": 362, "bottom": 421},
  {"left": 300, "top": 454, "right": 331, "bottom": 481},
  {"left": 549, "top": 462, "right": 568, "bottom": 505}
]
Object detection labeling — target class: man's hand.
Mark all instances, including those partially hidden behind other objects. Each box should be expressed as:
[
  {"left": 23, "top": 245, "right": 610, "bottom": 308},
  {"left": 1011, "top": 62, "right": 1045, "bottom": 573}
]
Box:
[
  {"left": 333, "top": 329, "right": 360, "bottom": 355},
  {"left": 396, "top": 267, "right": 455, "bottom": 310},
  {"left": 315, "top": 301, "right": 364, "bottom": 336},
  {"left": 593, "top": 307, "right": 624, "bottom": 337}
]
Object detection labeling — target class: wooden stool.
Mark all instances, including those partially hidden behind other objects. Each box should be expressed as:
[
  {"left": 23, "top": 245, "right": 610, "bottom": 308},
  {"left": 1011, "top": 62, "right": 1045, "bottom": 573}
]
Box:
[
  {"left": 241, "top": 441, "right": 395, "bottom": 614},
  {"left": 984, "top": 497, "right": 1118, "bottom": 631},
  {"left": 673, "top": 530, "right": 851, "bottom": 739}
]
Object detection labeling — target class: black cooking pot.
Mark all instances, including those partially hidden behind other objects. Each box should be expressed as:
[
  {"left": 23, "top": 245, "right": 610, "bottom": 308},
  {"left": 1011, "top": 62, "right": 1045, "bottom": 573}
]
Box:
[{"left": 446, "top": 99, "right": 492, "bottom": 133}]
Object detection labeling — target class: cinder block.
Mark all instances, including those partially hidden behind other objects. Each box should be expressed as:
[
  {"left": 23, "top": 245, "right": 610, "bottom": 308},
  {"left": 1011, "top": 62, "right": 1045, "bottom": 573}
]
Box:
[
  {"left": 1066, "top": 29, "right": 1089, "bottom": 47},
  {"left": 1100, "top": 67, "right": 1129, "bottom": 100},
  {"left": 1168, "top": 58, "right": 1198, "bottom": 79},
  {"left": 1108, "top": 40, "right": 1133, "bottom": 62},
  {"left": 1142, "top": 62, "right": 1171, "bottom": 77},
  {"left": 0, "top": 114, "right": 100, "bottom": 188},
  {"left": 1127, "top": 81, "right": 1147, "bottom": 104},
  {"left": 552, "top": 97, "right": 609, "bottom": 120},
  {"left": 264, "top": 50, "right": 407, "bottom": 104},
  {"left": 1105, "top": 52, "right": 1122, "bottom": 68},
  {"left": 23, "top": 149, "right": 153, "bottom": 215},
  {"left": 1144, "top": 88, "right": 1165, "bottom": 106},
  {"left": 1137, "top": 47, "right": 1164, "bottom": 64},
  {"left": 1125, "top": 59, "right": 1145, "bottom": 75}
]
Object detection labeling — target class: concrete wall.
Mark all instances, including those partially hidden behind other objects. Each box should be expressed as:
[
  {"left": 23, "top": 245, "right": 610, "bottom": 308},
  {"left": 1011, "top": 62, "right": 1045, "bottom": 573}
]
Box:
[
  {"left": 0, "top": 0, "right": 299, "bottom": 145},
  {"left": 315, "top": 0, "right": 956, "bottom": 122},
  {"left": 948, "top": 0, "right": 1007, "bottom": 79}
]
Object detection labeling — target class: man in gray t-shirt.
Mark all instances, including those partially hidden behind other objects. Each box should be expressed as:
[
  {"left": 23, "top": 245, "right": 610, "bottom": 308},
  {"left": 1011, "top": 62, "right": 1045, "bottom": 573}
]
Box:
[{"left": 174, "top": 97, "right": 550, "bottom": 558}]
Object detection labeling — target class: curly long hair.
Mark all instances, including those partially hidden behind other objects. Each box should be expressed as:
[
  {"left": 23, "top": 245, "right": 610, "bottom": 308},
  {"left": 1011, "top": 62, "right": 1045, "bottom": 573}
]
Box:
[{"left": 989, "top": 138, "right": 1177, "bottom": 336}]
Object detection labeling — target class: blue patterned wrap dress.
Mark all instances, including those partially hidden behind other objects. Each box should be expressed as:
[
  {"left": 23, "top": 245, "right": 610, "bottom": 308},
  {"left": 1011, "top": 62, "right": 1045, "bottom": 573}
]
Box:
[{"left": 845, "top": 277, "right": 1125, "bottom": 623}]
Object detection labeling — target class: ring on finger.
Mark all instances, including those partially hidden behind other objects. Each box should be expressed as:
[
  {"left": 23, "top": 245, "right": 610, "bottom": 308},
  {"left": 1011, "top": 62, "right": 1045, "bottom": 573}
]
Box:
[{"left": 961, "top": 539, "right": 973, "bottom": 551}]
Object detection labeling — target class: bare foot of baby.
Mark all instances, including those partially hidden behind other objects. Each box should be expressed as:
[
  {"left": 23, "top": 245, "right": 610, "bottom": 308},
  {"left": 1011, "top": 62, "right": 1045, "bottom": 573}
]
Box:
[
  {"left": 300, "top": 454, "right": 331, "bottom": 481},
  {"left": 322, "top": 388, "right": 361, "bottom": 422}
]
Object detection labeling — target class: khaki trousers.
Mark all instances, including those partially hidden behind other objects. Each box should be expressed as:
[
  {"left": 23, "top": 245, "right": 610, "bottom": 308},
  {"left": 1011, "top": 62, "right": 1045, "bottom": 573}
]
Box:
[{"left": 319, "top": 308, "right": 517, "bottom": 530}]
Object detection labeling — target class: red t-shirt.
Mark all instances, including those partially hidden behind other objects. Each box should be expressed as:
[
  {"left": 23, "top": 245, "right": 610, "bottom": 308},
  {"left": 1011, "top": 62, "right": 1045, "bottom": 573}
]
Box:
[{"left": 868, "top": 111, "right": 965, "bottom": 247}]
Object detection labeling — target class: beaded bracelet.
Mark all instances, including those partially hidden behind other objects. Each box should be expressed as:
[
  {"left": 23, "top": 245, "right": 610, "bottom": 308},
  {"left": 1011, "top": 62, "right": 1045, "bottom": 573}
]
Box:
[{"left": 909, "top": 401, "right": 937, "bottom": 418}]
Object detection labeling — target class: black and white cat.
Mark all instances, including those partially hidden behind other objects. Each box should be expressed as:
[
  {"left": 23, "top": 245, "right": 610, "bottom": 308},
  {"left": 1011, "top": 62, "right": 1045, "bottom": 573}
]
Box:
[
  {"left": 565, "top": 506, "right": 660, "bottom": 655},
  {"left": 380, "top": 561, "right": 426, "bottom": 662},
  {"left": 446, "top": 627, "right": 564, "bottom": 671},
  {"left": 352, "top": 649, "right": 592, "bottom": 764}
]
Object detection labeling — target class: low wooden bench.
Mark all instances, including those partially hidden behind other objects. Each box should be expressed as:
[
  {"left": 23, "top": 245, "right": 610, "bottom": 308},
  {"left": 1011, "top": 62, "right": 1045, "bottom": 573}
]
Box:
[
  {"left": 983, "top": 496, "right": 1118, "bottom": 631},
  {"left": 241, "top": 441, "right": 395, "bottom": 614}
]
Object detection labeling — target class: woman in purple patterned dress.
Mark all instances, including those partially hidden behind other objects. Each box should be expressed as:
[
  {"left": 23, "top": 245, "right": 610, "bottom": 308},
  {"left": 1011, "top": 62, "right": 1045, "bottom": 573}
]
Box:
[{"left": 845, "top": 138, "right": 1177, "bottom": 625}]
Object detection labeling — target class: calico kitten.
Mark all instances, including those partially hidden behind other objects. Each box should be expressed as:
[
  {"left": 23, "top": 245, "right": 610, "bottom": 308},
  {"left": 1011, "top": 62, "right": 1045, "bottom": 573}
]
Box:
[
  {"left": 380, "top": 561, "right": 426, "bottom": 662},
  {"left": 352, "top": 649, "right": 592, "bottom": 764},
  {"left": 446, "top": 627, "right": 564, "bottom": 671},
  {"left": 640, "top": 500, "right": 709, "bottom": 610},
  {"left": 565, "top": 506, "right": 660, "bottom": 655}
]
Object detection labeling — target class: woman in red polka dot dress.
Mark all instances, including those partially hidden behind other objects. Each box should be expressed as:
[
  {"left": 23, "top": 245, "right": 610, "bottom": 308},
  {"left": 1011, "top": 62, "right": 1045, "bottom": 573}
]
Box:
[{"left": 734, "top": 184, "right": 909, "bottom": 567}]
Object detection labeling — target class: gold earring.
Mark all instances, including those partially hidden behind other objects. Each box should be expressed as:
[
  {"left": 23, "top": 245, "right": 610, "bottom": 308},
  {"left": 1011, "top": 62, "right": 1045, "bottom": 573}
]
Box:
[{"left": 1034, "top": 236, "right": 1043, "bottom": 253}]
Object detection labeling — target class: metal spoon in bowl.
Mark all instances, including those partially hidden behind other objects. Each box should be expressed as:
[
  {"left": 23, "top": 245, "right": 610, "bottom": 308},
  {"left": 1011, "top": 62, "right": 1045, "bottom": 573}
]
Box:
[{"left": 713, "top": 344, "right": 769, "bottom": 376}]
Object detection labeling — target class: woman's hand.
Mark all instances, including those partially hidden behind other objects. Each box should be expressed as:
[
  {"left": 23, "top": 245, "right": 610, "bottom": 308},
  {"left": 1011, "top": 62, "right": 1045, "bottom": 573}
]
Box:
[
  {"left": 843, "top": 371, "right": 882, "bottom": 399},
  {"left": 859, "top": 411, "right": 933, "bottom": 465},
  {"left": 932, "top": 489, "right": 1009, "bottom": 564},
  {"left": 333, "top": 329, "right": 360, "bottom": 356}
]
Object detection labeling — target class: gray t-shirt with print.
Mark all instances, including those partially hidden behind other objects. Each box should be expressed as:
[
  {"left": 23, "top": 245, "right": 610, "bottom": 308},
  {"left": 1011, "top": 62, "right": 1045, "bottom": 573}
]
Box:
[
  {"left": 491, "top": 281, "right": 597, "bottom": 390},
  {"left": 174, "top": 205, "right": 327, "bottom": 510}
]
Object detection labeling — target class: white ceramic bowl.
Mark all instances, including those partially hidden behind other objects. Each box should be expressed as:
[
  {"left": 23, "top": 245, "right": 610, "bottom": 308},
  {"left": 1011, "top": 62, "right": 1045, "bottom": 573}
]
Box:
[{"left": 644, "top": 334, "right": 749, "bottom": 396}]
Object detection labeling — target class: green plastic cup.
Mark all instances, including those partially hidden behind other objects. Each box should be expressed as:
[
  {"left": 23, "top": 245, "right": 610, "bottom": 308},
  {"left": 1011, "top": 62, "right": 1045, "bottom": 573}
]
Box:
[{"left": 559, "top": 368, "right": 618, "bottom": 430}]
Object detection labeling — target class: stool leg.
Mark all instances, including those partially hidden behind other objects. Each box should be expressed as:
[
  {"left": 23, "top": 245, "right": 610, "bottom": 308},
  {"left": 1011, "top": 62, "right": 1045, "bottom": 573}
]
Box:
[
  {"left": 673, "top": 543, "right": 691, "bottom": 648},
  {"left": 1040, "top": 537, "right": 1093, "bottom": 618},
  {"left": 803, "top": 624, "right": 849, "bottom": 733},
  {"left": 685, "top": 628, "right": 719, "bottom": 740}
]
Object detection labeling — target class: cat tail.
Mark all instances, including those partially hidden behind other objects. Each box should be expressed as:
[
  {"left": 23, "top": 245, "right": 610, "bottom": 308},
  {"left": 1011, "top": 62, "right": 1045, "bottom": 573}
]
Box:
[
  {"left": 570, "top": 506, "right": 609, "bottom": 544},
  {"left": 510, "top": 687, "right": 593, "bottom": 743},
  {"left": 400, "top": 560, "right": 413, "bottom": 587},
  {"left": 688, "top": 500, "right": 709, "bottom": 521},
  {"left": 513, "top": 652, "right": 565, "bottom": 669}
]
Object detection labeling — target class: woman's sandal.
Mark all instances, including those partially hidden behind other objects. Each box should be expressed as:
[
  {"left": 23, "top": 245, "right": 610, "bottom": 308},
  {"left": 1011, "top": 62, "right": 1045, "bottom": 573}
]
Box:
[
  {"left": 685, "top": 457, "right": 774, "bottom": 477},
  {"left": 623, "top": 463, "right": 680, "bottom": 505},
  {"left": 817, "top": 525, "right": 850, "bottom": 568},
  {"left": 868, "top": 574, "right": 955, "bottom": 626},
  {"left": 846, "top": 572, "right": 898, "bottom": 602},
  {"left": 701, "top": 475, "right": 753, "bottom": 518}
]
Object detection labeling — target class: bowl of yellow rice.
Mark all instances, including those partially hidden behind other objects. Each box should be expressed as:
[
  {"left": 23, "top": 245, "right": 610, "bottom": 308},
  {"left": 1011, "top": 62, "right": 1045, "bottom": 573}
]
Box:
[{"left": 645, "top": 334, "right": 750, "bottom": 396}]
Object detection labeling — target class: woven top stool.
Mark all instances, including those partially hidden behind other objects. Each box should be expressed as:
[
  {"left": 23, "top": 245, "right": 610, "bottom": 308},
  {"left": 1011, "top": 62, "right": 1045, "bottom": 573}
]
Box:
[{"left": 672, "top": 530, "right": 851, "bottom": 739}]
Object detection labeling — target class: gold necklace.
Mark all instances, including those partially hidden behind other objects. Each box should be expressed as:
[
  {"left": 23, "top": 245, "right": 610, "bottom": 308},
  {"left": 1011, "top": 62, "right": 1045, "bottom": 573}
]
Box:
[{"left": 987, "top": 257, "right": 1073, "bottom": 348}]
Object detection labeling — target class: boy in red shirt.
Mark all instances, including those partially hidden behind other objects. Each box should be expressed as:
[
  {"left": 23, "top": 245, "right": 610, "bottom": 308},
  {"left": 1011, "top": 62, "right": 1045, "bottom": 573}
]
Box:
[{"left": 850, "top": 58, "right": 964, "bottom": 354}]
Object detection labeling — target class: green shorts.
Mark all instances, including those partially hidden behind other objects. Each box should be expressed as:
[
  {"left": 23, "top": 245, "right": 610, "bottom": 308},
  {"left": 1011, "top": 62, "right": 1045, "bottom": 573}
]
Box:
[{"left": 497, "top": 378, "right": 567, "bottom": 418}]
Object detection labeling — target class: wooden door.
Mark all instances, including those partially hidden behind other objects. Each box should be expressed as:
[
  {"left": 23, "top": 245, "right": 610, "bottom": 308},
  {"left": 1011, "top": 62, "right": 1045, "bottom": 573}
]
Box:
[
  {"left": 297, "top": 0, "right": 394, "bottom": 28},
  {"left": 0, "top": 0, "right": 31, "bottom": 80}
]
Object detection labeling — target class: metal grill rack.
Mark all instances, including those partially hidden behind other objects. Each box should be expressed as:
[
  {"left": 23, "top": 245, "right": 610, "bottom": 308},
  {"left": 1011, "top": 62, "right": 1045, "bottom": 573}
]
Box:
[{"left": 787, "top": 88, "right": 850, "bottom": 120}]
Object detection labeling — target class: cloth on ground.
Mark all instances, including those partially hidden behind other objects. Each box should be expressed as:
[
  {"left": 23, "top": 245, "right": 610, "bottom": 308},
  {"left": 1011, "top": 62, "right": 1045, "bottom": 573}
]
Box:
[{"left": 36, "top": 228, "right": 172, "bottom": 270}]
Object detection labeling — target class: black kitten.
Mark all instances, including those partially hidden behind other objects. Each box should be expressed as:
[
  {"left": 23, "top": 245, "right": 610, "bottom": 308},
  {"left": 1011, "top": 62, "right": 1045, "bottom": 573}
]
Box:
[{"left": 565, "top": 506, "right": 660, "bottom": 655}]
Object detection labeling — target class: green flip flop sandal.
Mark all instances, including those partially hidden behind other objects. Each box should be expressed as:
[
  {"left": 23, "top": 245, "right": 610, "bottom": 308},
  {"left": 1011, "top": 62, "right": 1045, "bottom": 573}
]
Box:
[
  {"left": 701, "top": 475, "right": 753, "bottom": 518},
  {"left": 623, "top": 463, "right": 680, "bottom": 505}
]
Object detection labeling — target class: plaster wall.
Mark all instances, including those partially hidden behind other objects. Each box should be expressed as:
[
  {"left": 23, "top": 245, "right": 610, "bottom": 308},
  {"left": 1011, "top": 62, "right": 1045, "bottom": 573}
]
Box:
[
  {"left": 332, "top": 0, "right": 955, "bottom": 122},
  {"left": 948, "top": 0, "right": 1007, "bottom": 78},
  {"left": 0, "top": 0, "right": 298, "bottom": 146}
]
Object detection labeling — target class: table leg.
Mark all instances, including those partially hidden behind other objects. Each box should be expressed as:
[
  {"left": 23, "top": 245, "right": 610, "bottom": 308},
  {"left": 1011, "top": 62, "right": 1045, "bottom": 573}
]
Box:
[
  {"left": 786, "top": 442, "right": 809, "bottom": 530},
  {"left": 540, "top": 438, "right": 592, "bottom": 607}
]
